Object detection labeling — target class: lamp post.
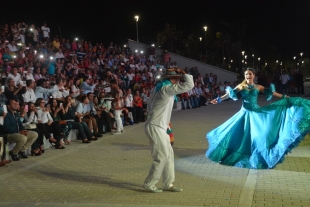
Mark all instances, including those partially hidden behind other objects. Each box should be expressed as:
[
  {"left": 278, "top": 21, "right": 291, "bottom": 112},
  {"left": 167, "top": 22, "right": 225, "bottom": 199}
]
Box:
[
  {"left": 230, "top": 60, "right": 233, "bottom": 71},
  {"left": 203, "top": 26, "right": 207, "bottom": 40},
  {"left": 293, "top": 56, "right": 296, "bottom": 69},
  {"left": 258, "top": 57, "right": 260, "bottom": 71},
  {"left": 242, "top": 60, "right": 244, "bottom": 68},
  {"left": 135, "top": 15, "right": 139, "bottom": 42},
  {"left": 252, "top": 54, "right": 254, "bottom": 68},
  {"left": 199, "top": 37, "right": 202, "bottom": 61}
]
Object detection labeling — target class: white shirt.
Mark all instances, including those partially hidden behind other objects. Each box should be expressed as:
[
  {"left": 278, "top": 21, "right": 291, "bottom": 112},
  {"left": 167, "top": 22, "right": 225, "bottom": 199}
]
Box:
[
  {"left": 35, "top": 86, "right": 58, "bottom": 99},
  {"left": 41, "top": 26, "right": 50, "bottom": 38},
  {"left": 36, "top": 107, "right": 53, "bottom": 123},
  {"left": 52, "top": 85, "right": 64, "bottom": 98},
  {"left": 7, "top": 73, "right": 21, "bottom": 86},
  {"left": 22, "top": 88, "right": 36, "bottom": 103},
  {"left": 55, "top": 52, "right": 65, "bottom": 59},
  {"left": 32, "top": 29, "right": 39, "bottom": 41},
  {"left": 8, "top": 44, "right": 17, "bottom": 52},
  {"left": 25, "top": 73, "right": 35, "bottom": 81},
  {"left": 280, "top": 74, "right": 290, "bottom": 84},
  {"left": 124, "top": 94, "right": 133, "bottom": 107},
  {"left": 146, "top": 74, "right": 194, "bottom": 129},
  {"left": 127, "top": 73, "right": 135, "bottom": 81}
]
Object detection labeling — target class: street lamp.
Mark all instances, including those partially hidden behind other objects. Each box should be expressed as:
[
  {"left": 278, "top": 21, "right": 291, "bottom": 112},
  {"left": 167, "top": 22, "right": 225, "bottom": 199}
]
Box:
[
  {"left": 199, "top": 37, "right": 202, "bottom": 61},
  {"left": 276, "top": 60, "right": 278, "bottom": 64},
  {"left": 300, "top": 53, "right": 303, "bottom": 58},
  {"left": 245, "top": 55, "right": 247, "bottom": 60},
  {"left": 242, "top": 51, "right": 245, "bottom": 56},
  {"left": 135, "top": 15, "right": 139, "bottom": 42},
  {"left": 199, "top": 37, "right": 202, "bottom": 41},
  {"left": 203, "top": 26, "right": 207, "bottom": 40},
  {"left": 258, "top": 57, "right": 260, "bottom": 71},
  {"left": 252, "top": 54, "right": 254, "bottom": 68}
]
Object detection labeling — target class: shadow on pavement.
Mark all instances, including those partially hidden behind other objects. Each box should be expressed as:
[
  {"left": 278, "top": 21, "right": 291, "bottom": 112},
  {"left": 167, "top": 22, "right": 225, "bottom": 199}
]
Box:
[{"left": 35, "top": 168, "right": 147, "bottom": 193}]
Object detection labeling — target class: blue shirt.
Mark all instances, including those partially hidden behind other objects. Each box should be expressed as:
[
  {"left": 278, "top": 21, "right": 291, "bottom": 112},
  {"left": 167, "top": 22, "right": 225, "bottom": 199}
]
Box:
[{"left": 48, "top": 61, "right": 56, "bottom": 75}]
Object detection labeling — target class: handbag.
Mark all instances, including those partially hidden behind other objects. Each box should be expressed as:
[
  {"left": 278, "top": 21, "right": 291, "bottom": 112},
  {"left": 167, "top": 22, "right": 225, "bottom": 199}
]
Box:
[{"left": 59, "top": 120, "right": 67, "bottom": 125}]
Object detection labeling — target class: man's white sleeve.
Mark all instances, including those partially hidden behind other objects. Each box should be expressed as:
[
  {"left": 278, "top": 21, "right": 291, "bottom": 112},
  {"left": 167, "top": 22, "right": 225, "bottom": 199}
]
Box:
[{"left": 163, "top": 74, "right": 194, "bottom": 96}]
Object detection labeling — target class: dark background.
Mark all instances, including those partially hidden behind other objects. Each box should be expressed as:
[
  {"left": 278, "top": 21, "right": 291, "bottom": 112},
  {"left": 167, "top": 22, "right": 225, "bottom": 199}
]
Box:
[{"left": 2, "top": 0, "right": 310, "bottom": 59}]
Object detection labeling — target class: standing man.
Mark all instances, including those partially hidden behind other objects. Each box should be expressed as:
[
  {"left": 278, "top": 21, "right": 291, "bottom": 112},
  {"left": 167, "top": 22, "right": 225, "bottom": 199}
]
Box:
[
  {"left": 41, "top": 22, "right": 50, "bottom": 40},
  {"left": 279, "top": 71, "right": 290, "bottom": 94},
  {"left": 143, "top": 68, "right": 194, "bottom": 193},
  {"left": 110, "top": 79, "right": 124, "bottom": 135}
]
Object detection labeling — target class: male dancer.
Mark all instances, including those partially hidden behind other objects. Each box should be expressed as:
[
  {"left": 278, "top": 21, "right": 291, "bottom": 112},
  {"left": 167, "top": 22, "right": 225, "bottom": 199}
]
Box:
[{"left": 143, "top": 68, "right": 194, "bottom": 192}]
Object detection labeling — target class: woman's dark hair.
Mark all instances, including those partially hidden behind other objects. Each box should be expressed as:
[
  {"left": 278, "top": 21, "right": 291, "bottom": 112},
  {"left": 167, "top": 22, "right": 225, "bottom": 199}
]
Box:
[
  {"left": 48, "top": 98, "right": 58, "bottom": 111},
  {"left": 35, "top": 98, "right": 44, "bottom": 107},
  {"left": 36, "top": 79, "right": 46, "bottom": 87},
  {"left": 26, "top": 102, "right": 35, "bottom": 117}
]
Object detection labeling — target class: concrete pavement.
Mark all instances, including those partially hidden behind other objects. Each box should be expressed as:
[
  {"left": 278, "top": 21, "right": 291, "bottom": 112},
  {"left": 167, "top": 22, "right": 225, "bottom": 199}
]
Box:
[{"left": 1, "top": 86, "right": 310, "bottom": 207}]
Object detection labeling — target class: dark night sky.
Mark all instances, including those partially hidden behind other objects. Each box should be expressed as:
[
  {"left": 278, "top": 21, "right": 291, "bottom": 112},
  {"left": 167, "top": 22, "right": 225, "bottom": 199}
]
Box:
[{"left": 3, "top": 0, "right": 310, "bottom": 60}]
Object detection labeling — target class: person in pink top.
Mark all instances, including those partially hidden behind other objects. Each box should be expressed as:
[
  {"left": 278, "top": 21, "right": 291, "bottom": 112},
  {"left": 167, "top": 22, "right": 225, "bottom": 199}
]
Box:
[{"left": 163, "top": 50, "right": 171, "bottom": 68}]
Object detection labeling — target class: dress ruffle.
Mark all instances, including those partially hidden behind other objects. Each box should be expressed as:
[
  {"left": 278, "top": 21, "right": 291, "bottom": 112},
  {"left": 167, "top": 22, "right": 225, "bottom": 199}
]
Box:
[{"left": 225, "top": 87, "right": 238, "bottom": 100}]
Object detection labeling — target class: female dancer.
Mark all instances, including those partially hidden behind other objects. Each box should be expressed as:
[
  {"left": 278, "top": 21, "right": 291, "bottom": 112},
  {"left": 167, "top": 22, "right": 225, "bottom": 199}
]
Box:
[{"left": 206, "top": 68, "right": 310, "bottom": 169}]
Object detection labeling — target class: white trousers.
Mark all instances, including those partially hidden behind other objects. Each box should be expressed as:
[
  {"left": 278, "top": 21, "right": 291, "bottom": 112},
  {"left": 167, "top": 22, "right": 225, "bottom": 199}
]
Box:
[
  {"left": 144, "top": 124, "right": 175, "bottom": 188},
  {"left": 114, "top": 109, "right": 123, "bottom": 132}
]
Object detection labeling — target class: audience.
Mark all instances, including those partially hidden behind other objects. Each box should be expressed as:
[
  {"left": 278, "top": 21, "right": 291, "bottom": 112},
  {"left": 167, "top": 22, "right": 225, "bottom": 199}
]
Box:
[{"left": 0, "top": 20, "right": 229, "bottom": 164}]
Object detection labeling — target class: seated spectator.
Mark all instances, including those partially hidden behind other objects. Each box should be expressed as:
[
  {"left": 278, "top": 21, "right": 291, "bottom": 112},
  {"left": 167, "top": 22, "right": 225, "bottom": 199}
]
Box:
[
  {"left": 80, "top": 78, "right": 96, "bottom": 94},
  {"left": 23, "top": 66, "right": 35, "bottom": 81},
  {"left": 3, "top": 99, "right": 38, "bottom": 161},
  {"left": 62, "top": 96, "right": 96, "bottom": 143},
  {"left": 5, "top": 78, "right": 26, "bottom": 104},
  {"left": 35, "top": 98, "right": 65, "bottom": 149},
  {"left": 35, "top": 79, "right": 59, "bottom": 100},
  {"left": 55, "top": 49, "right": 65, "bottom": 59},
  {"left": 24, "top": 102, "right": 44, "bottom": 156},
  {"left": 48, "top": 98, "right": 72, "bottom": 145},
  {"left": 52, "top": 78, "right": 65, "bottom": 103},
  {"left": 180, "top": 92, "right": 191, "bottom": 109},
  {"left": 75, "top": 95, "right": 101, "bottom": 137},
  {"left": 22, "top": 79, "right": 36, "bottom": 103},
  {"left": 71, "top": 78, "right": 82, "bottom": 98},
  {"left": 7, "top": 67, "right": 22, "bottom": 86}
]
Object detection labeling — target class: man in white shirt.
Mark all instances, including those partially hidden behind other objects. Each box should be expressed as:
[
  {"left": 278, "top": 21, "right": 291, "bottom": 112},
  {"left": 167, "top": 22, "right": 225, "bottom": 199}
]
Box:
[
  {"left": 280, "top": 71, "right": 290, "bottom": 94},
  {"left": 22, "top": 80, "right": 36, "bottom": 103},
  {"left": 143, "top": 68, "right": 194, "bottom": 193},
  {"left": 7, "top": 67, "right": 21, "bottom": 86},
  {"left": 35, "top": 79, "right": 59, "bottom": 100},
  {"left": 41, "top": 22, "right": 50, "bottom": 39},
  {"left": 127, "top": 69, "right": 135, "bottom": 83},
  {"left": 52, "top": 78, "right": 65, "bottom": 102},
  {"left": 8, "top": 41, "right": 18, "bottom": 53}
]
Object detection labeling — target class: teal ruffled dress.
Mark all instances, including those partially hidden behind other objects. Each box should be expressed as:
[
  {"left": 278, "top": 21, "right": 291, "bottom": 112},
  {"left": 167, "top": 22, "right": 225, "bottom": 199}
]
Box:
[{"left": 206, "top": 84, "right": 310, "bottom": 169}]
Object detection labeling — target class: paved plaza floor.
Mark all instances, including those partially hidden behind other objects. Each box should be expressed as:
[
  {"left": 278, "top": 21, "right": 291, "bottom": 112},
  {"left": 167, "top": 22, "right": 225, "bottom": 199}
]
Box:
[{"left": 1, "top": 87, "right": 310, "bottom": 207}]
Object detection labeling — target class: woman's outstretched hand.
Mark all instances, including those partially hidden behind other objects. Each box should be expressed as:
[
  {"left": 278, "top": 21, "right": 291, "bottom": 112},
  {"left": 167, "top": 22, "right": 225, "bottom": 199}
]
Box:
[{"left": 210, "top": 99, "right": 218, "bottom": 104}]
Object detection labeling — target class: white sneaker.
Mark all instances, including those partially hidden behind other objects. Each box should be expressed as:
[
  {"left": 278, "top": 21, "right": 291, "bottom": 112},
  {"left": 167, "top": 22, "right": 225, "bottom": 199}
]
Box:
[
  {"left": 143, "top": 184, "right": 162, "bottom": 193},
  {"left": 112, "top": 131, "right": 122, "bottom": 135},
  {"left": 163, "top": 186, "right": 183, "bottom": 192},
  {"left": 121, "top": 129, "right": 124, "bottom": 133}
]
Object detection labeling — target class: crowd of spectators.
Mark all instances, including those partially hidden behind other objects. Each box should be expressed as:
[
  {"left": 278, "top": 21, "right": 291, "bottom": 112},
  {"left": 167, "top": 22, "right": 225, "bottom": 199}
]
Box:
[{"left": 0, "top": 21, "right": 229, "bottom": 167}]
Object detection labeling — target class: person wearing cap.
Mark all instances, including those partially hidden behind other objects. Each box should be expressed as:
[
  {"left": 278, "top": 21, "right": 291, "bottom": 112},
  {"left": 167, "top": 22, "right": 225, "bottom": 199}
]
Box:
[{"left": 143, "top": 68, "right": 194, "bottom": 193}]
